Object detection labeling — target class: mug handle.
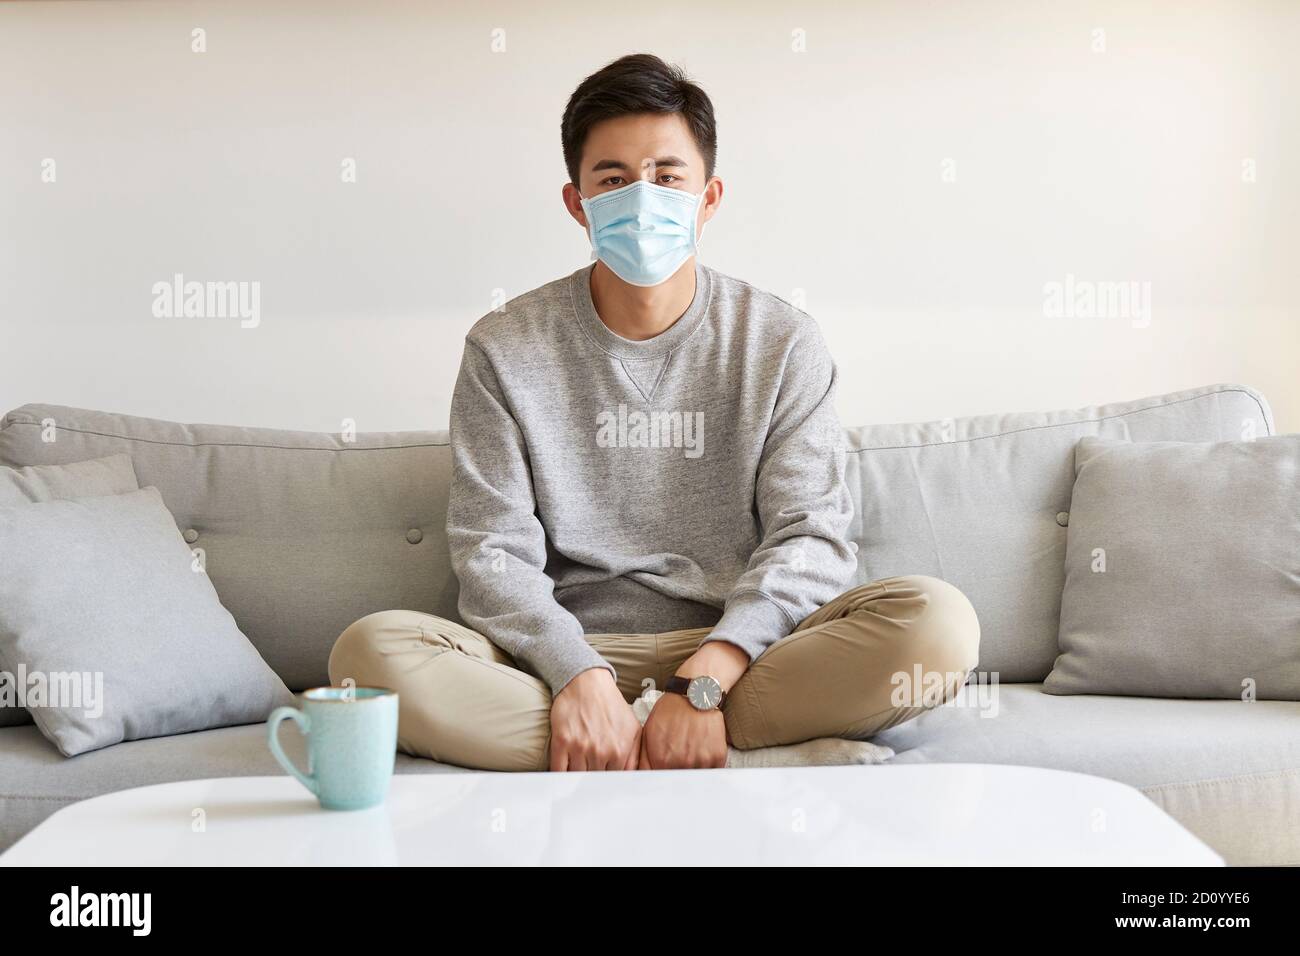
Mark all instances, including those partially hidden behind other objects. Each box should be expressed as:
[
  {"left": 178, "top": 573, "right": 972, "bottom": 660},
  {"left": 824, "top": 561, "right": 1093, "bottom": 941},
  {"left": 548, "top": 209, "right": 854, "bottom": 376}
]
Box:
[{"left": 267, "top": 706, "right": 318, "bottom": 796}]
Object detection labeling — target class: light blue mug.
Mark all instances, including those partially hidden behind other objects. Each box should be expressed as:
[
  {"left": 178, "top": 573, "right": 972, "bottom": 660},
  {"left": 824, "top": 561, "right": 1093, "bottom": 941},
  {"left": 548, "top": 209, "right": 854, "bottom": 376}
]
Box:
[{"left": 267, "top": 686, "right": 398, "bottom": 810}]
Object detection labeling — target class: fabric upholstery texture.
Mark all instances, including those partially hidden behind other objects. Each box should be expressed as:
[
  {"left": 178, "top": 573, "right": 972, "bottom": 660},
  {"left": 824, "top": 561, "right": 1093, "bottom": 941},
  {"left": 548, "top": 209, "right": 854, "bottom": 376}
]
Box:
[
  {"left": 842, "top": 384, "right": 1274, "bottom": 681},
  {"left": 1045, "top": 434, "right": 1300, "bottom": 699},
  {"left": 0, "top": 384, "right": 1270, "bottom": 689},
  {"left": 0, "top": 487, "right": 295, "bottom": 756},
  {"left": 0, "top": 453, "right": 141, "bottom": 727},
  {"left": 0, "top": 452, "right": 138, "bottom": 507},
  {"left": 0, "top": 406, "right": 454, "bottom": 691}
]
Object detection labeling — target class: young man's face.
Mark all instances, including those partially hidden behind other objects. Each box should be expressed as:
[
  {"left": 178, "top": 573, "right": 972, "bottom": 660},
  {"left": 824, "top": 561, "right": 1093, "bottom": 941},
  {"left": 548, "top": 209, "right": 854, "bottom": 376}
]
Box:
[{"left": 563, "top": 111, "right": 722, "bottom": 242}]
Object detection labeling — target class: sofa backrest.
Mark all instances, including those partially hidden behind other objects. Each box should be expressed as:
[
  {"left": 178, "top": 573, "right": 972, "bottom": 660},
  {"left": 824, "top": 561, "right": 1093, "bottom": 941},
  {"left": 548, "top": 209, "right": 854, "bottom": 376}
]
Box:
[
  {"left": 0, "top": 409, "right": 454, "bottom": 690},
  {"left": 0, "top": 383, "right": 1273, "bottom": 689},
  {"left": 843, "top": 383, "right": 1274, "bottom": 680}
]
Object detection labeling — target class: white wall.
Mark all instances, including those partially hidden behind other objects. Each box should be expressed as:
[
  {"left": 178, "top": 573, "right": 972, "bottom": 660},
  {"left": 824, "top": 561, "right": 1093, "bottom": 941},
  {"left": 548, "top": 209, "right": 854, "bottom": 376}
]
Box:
[{"left": 2, "top": 0, "right": 1296, "bottom": 433}]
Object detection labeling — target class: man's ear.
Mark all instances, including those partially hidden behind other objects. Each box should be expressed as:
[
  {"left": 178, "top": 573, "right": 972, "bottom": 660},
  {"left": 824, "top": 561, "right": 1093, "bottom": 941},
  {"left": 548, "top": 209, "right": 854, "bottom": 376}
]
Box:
[
  {"left": 562, "top": 181, "right": 588, "bottom": 229},
  {"left": 700, "top": 176, "right": 724, "bottom": 229}
]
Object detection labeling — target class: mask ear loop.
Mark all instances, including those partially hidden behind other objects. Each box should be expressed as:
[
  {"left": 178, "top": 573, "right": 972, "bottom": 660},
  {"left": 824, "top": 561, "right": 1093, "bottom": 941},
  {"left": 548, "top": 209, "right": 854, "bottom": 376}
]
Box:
[
  {"left": 693, "top": 188, "right": 709, "bottom": 252},
  {"left": 579, "top": 194, "right": 599, "bottom": 261}
]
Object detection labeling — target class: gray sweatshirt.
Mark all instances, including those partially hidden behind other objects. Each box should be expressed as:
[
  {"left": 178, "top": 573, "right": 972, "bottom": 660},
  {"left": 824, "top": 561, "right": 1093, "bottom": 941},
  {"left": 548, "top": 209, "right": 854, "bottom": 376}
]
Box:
[{"left": 446, "top": 259, "right": 858, "bottom": 694}]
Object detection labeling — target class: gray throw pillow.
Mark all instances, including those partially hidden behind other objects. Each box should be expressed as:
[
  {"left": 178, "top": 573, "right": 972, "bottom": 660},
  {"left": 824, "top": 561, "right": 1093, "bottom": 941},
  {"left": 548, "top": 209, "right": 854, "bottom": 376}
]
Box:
[
  {"left": 0, "top": 453, "right": 141, "bottom": 727},
  {"left": 1044, "top": 434, "right": 1300, "bottom": 699},
  {"left": 0, "top": 486, "right": 294, "bottom": 755}
]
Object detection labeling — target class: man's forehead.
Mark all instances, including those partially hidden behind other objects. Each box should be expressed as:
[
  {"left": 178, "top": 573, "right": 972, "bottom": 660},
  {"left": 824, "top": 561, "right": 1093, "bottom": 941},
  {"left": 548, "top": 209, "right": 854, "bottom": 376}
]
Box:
[{"left": 583, "top": 114, "right": 698, "bottom": 160}]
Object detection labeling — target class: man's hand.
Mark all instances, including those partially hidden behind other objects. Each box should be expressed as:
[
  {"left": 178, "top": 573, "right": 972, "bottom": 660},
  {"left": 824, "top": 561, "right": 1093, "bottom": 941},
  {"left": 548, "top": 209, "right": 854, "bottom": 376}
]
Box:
[
  {"left": 639, "top": 691, "right": 728, "bottom": 768},
  {"left": 639, "top": 639, "right": 751, "bottom": 770},
  {"left": 548, "top": 667, "right": 642, "bottom": 772}
]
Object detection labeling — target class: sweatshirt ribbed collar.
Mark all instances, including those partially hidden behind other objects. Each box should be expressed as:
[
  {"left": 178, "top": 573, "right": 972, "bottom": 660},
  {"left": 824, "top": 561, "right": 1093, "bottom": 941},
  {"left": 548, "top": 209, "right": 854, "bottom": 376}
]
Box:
[{"left": 570, "top": 259, "right": 712, "bottom": 360}]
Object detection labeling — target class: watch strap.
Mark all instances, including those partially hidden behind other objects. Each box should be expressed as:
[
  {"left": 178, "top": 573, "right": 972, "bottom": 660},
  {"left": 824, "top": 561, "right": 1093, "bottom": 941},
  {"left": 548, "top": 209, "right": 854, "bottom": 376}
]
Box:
[{"left": 665, "top": 675, "right": 691, "bottom": 695}]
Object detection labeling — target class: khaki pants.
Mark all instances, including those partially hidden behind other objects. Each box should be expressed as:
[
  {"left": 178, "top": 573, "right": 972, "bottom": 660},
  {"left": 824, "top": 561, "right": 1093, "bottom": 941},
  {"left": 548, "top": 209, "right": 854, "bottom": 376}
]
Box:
[{"left": 327, "top": 574, "right": 980, "bottom": 772}]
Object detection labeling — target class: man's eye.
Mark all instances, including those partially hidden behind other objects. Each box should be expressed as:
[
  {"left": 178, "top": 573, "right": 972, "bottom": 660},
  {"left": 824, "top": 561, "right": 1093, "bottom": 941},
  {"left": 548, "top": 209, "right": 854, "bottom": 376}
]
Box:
[
  {"left": 659, "top": 175, "right": 680, "bottom": 184},
  {"left": 601, "top": 176, "right": 625, "bottom": 186}
]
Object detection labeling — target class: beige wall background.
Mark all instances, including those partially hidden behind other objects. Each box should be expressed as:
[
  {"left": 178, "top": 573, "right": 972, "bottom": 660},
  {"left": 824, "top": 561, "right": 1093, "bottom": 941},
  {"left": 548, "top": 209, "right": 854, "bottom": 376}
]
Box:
[{"left": 2, "top": 0, "right": 1296, "bottom": 432}]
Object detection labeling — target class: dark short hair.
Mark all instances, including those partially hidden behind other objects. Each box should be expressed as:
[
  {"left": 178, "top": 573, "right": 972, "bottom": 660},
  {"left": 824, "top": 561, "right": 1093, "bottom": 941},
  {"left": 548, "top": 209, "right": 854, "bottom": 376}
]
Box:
[{"left": 561, "top": 53, "right": 717, "bottom": 186}]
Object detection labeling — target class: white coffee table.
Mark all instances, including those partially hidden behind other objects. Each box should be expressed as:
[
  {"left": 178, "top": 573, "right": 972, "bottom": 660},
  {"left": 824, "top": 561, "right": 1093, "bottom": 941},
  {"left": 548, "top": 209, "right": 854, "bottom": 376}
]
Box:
[{"left": 0, "top": 763, "right": 1222, "bottom": 866}]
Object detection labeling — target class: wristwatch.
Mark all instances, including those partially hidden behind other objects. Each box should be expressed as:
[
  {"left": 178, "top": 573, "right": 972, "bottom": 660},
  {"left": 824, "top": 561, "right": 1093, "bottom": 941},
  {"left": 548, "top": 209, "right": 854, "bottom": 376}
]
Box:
[{"left": 665, "top": 674, "right": 727, "bottom": 711}]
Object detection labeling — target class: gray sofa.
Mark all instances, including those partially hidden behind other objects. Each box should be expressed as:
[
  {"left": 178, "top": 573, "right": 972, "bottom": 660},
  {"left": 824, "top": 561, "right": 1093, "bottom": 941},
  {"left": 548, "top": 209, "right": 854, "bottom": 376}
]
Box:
[{"left": 1, "top": 382, "right": 1295, "bottom": 865}]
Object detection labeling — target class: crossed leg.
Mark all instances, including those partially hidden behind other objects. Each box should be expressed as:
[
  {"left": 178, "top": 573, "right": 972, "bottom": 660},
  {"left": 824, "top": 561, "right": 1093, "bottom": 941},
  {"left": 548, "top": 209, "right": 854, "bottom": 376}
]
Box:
[{"left": 326, "top": 574, "right": 980, "bottom": 772}]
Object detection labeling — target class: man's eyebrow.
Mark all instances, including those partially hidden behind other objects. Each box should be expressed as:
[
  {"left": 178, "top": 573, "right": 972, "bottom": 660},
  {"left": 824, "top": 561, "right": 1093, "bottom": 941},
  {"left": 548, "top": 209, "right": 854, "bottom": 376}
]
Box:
[{"left": 590, "top": 156, "right": 690, "bottom": 172}]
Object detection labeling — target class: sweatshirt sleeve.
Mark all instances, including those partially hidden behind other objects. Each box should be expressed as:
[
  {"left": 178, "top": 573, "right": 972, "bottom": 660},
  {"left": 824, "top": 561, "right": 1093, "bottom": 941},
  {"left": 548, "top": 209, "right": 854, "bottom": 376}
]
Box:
[
  {"left": 700, "top": 319, "right": 858, "bottom": 662},
  {"left": 445, "top": 338, "right": 617, "bottom": 695}
]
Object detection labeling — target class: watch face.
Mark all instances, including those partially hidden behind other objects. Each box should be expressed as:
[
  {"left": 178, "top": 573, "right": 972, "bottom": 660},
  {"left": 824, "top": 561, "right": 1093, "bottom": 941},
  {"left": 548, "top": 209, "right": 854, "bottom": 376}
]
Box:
[{"left": 686, "top": 675, "right": 723, "bottom": 710}]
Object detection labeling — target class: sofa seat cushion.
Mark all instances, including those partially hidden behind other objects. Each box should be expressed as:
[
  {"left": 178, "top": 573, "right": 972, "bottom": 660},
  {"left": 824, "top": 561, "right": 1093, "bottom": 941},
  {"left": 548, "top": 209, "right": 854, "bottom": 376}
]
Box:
[
  {"left": 0, "top": 722, "right": 468, "bottom": 854},
  {"left": 872, "top": 683, "right": 1300, "bottom": 865}
]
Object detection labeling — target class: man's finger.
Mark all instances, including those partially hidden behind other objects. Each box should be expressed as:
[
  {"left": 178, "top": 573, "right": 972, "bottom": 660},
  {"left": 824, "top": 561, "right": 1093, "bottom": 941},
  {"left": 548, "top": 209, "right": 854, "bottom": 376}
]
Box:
[
  {"left": 637, "top": 730, "right": 653, "bottom": 770},
  {"left": 623, "top": 728, "right": 641, "bottom": 771}
]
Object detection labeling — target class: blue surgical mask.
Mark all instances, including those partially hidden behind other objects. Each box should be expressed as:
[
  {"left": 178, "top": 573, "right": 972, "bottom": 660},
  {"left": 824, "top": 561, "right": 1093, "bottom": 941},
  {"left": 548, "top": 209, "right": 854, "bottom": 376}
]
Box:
[{"left": 580, "top": 179, "right": 707, "bottom": 287}]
